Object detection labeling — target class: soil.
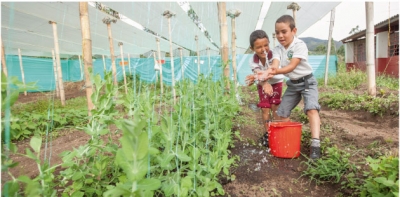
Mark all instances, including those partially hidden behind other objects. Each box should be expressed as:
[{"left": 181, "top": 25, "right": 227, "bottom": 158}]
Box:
[{"left": 2, "top": 81, "right": 399, "bottom": 197}]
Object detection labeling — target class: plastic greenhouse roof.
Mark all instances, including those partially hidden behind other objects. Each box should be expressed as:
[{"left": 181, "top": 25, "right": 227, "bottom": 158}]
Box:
[{"left": 1, "top": 2, "right": 340, "bottom": 58}]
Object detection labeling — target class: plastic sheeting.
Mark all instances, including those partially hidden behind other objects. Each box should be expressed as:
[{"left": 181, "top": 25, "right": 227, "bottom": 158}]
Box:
[{"left": 4, "top": 54, "right": 337, "bottom": 92}]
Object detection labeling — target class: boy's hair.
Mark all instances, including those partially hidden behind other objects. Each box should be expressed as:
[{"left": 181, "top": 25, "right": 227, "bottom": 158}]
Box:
[
  {"left": 276, "top": 15, "right": 296, "bottom": 30},
  {"left": 249, "top": 30, "right": 269, "bottom": 48}
]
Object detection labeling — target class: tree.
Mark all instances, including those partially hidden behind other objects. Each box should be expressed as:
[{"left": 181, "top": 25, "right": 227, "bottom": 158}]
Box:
[
  {"left": 349, "top": 25, "right": 360, "bottom": 35},
  {"left": 337, "top": 45, "right": 345, "bottom": 57}
]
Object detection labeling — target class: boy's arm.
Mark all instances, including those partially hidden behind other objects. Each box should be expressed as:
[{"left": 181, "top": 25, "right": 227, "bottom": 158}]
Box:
[{"left": 271, "top": 58, "right": 301, "bottom": 75}]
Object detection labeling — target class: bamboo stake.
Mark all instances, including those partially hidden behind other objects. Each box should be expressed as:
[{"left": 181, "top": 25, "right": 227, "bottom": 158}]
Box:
[
  {"left": 18, "top": 49, "right": 27, "bottom": 96},
  {"left": 195, "top": 35, "right": 200, "bottom": 78},
  {"left": 80, "top": 2, "right": 94, "bottom": 116},
  {"left": 227, "top": 9, "right": 241, "bottom": 91},
  {"left": 164, "top": 11, "right": 176, "bottom": 103},
  {"left": 287, "top": 2, "right": 301, "bottom": 37},
  {"left": 207, "top": 47, "right": 211, "bottom": 75},
  {"left": 127, "top": 53, "right": 132, "bottom": 75},
  {"left": 78, "top": 55, "right": 83, "bottom": 80},
  {"left": 51, "top": 50, "right": 60, "bottom": 97},
  {"left": 217, "top": 2, "right": 230, "bottom": 91},
  {"left": 156, "top": 37, "right": 163, "bottom": 94},
  {"left": 49, "top": 21, "right": 66, "bottom": 106},
  {"left": 179, "top": 48, "right": 183, "bottom": 80},
  {"left": 102, "top": 54, "right": 106, "bottom": 71},
  {"left": 1, "top": 38, "right": 7, "bottom": 77},
  {"left": 365, "top": 2, "right": 376, "bottom": 96},
  {"left": 153, "top": 51, "right": 158, "bottom": 83},
  {"left": 324, "top": 8, "right": 335, "bottom": 87},
  {"left": 118, "top": 42, "right": 128, "bottom": 94},
  {"left": 102, "top": 17, "right": 118, "bottom": 86}
]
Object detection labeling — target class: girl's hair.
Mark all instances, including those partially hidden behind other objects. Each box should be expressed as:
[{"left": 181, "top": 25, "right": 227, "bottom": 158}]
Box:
[
  {"left": 249, "top": 30, "right": 269, "bottom": 48},
  {"left": 276, "top": 15, "right": 296, "bottom": 30}
]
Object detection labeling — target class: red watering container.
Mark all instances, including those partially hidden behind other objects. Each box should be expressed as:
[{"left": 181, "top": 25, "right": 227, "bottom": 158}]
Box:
[{"left": 268, "top": 122, "right": 302, "bottom": 158}]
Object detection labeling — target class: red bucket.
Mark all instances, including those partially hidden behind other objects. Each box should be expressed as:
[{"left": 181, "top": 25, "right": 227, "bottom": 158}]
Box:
[{"left": 268, "top": 122, "right": 302, "bottom": 158}]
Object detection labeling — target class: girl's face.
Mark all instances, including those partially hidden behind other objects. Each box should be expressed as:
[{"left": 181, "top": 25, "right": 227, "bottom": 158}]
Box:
[
  {"left": 275, "top": 22, "right": 297, "bottom": 49},
  {"left": 251, "top": 37, "right": 270, "bottom": 59}
]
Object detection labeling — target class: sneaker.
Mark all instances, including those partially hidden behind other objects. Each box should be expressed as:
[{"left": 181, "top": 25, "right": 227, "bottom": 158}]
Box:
[
  {"left": 310, "top": 146, "right": 321, "bottom": 160},
  {"left": 259, "top": 132, "right": 269, "bottom": 148}
]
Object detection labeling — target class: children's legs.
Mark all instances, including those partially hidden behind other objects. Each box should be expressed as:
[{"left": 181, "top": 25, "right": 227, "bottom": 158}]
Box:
[
  {"left": 307, "top": 109, "right": 320, "bottom": 138},
  {"left": 271, "top": 104, "right": 279, "bottom": 120},
  {"left": 261, "top": 108, "right": 271, "bottom": 126}
]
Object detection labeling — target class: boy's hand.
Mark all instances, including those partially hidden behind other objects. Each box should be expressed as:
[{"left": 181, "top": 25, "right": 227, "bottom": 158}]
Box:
[
  {"left": 245, "top": 74, "right": 255, "bottom": 86},
  {"left": 262, "top": 82, "right": 273, "bottom": 95},
  {"left": 256, "top": 70, "right": 274, "bottom": 81}
]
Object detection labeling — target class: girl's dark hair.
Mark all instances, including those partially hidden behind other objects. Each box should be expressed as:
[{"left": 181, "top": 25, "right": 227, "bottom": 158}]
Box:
[
  {"left": 276, "top": 15, "right": 296, "bottom": 30},
  {"left": 249, "top": 30, "right": 269, "bottom": 48}
]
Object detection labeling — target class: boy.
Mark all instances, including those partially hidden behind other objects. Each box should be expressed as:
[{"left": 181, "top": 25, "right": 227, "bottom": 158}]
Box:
[
  {"left": 245, "top": 30, "right": 284, "bottom": 147},
  {"left": 258, "top": 15, "right": 321, "bottom": 160}
]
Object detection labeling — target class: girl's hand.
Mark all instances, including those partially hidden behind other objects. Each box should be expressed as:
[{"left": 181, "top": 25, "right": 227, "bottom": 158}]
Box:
[
  {"left": 262, "top": 82, "right": 273, "bottom": 95},
  {"left": 245, "top": 74, "right": 255, "bottom": 86}
]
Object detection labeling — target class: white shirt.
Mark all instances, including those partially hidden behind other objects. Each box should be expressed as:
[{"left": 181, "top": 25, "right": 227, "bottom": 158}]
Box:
[
  {"left": 249, "top": 53, "right": 284, "bottom": 84},
  {"left": 272, "top": 36, "right": 313, "bottom": 80}
]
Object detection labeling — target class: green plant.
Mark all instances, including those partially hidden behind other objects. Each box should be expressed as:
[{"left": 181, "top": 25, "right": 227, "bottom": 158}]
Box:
[
  {"left": 301, "top": 146, "right": 357, "bottom": 185},
  {"left": 360, "top": 156, "right": 399, "bottom": 197}
]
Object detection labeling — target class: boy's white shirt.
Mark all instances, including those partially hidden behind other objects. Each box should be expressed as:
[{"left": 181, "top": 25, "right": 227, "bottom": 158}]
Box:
[
  {"left": 271, "top": 36, "right": 313, "bottom": 80},
  {"left": 249, "top": 55, "right": 284, "bottom": 84}
]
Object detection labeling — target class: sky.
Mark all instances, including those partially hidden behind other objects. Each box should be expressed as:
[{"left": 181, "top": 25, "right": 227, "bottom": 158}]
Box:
[{"left": 298, "top": 1, "right": 399, "bottom": 41}]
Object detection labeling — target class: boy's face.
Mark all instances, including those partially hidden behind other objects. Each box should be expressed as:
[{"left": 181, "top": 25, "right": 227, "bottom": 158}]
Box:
[
  {"left": 275, "top": 22, "right": 297, "bottom": 49},
  {"left": 251, "top": 37, "right": 270, "bottom": 59}
]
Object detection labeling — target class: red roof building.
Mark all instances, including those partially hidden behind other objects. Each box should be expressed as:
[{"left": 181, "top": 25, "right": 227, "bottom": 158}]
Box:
[{"left": 340, "top": 14, "right": 399, "bottom": 78}]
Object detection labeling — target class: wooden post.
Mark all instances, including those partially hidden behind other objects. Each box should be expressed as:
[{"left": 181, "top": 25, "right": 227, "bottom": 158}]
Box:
[
  {"left": 365, "top": 2, "right": 376, "bottom": 96},
  {"left": 272, "top": 33, "right": 276, "bottom": 48},
  {"left": 1, "top": 38, "right": 7, "bottom": 77},
  {"left": 51, "top": 50, "right": 60, "bottom": 97},
  {"left": 118, "top": 42, "right": 128, "bottom": 94},
  {"left": 156, "top": 37, "right": 163, "bottom": 94},
  {"left": 80, "top": 2, "right": 94, "bottom": 115},
  {"left": 179, "top": 48, "right": 183, "bottom": 80},
  {"left": 127, "top": 53, "right": 132, "bottom": 75},
  {"left": 18, "top": 49, "right": 27, "bottom": 96},
  {"left": 195, "top": 35, "right": 200, "bottom": 78},
  {"left": 102, "top": 54, "right": 106, "bottom": 71},
  {"left": 207, "top": 47, "right": 211, "bottom": 75},
  {"left": 78, "top": 55, "right": 84, "bottom": 80},
  {"left": 324, "top": 8, "right": 335, "bottom": 87},
  {"left": 163, "top": 11, "right": 176, "bottom": 103},
  {"left": 287, "top": 2, "right": 301, "bottom": 36},
  {"left": 227, "top": 9, "right": 241, "bottom": 91},
  {"left": 153, "top": 51, "right": 158, "bottom": 83},
  {"left": 49, "top": 21, "right": 66, "bottom": 106},
  {"left": 102, "top": 17, "right": 118, "bottom": 86},
  {"left": 217, "top": 2, "right": 230, "bottom": 90}
]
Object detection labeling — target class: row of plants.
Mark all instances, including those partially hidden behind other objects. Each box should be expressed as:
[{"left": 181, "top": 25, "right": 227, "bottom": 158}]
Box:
[{"left": 2, "top": 72, "right": 240, "bottom": 196}]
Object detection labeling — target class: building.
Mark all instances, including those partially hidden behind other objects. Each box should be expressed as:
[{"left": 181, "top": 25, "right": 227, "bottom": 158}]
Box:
[{"left": 340, "top": 14, "right": 399, "bottom": 78}]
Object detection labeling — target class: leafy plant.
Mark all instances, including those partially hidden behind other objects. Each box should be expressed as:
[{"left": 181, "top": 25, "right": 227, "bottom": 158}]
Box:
[{"left": 360, "top": 156, "right": 399, "bottom": 197}]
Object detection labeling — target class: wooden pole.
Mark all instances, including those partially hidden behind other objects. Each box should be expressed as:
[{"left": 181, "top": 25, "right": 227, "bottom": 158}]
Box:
[
  {"left": 287, "top": 2, "right": 301, "bottom": 36},
  {"left": 324, "top": 8, "right": 335, "bottom": 87},
  {"left": 51, "top": 50, "right": 60, "bottom": 97},
  {"left": 102, "top": 54, "right": 106, "bottom": 71},
  {"left": 127, "top": 53, "right": 132, "bottom": 75},
  {"left": 153, "top": 51, "right": 158, "bottom": 83},
  {"left": 230, "top": 14, "right": 239, "bottom": 90},
  {"left": 78, "top": 55, "right": 83, "bottom": 80},
  {"left": 80, "top": 2, "right": 94, "bottom": 115},
  {"left": 217, "top": 2, "right": 230, "bottom": 91},
  {"left": 49, "top": 21, "right": 66, "bottom": 106},
  {"left": 195, "top": 35, "right": 200, "bottom": 78},
  {"left": 179, "top": 48, "right": 183, "bottom": 80},
  {"left": 156, "top": 37, "right": 163, "bottom": 94},
  {"left": 207, "top": 47, "right": 211, "bottom": 75},
  {"left": 118, "top": 42, "right": 128, "bottom": 94},
  {"left": 165, "top": 14, "right": 176, "bottom": 103},
  {"left": 272, "top": 33, "right": 276, "bottom": 48},
  {"left": 1, "top": 38, "right": 7, "bottom": 77},
  {"left": 18, "top": 49, "right": 27, "bottom": 96},
  {"left": 365, "top": 2, "right": 376, "bottom": 96},
  {"left": 102, "top": 17, "right": 118, "bottom": 86}
]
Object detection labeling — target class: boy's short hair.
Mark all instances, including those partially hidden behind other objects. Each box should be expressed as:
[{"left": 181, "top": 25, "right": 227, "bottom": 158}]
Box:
[
  {"left": 249, "top": 30, "right": 269, "bottom": 48},
  {"left": 276, "top": 15, "right": 296, "bottom": 30}
]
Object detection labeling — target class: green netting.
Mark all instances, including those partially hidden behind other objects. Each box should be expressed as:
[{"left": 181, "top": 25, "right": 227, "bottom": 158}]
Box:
[{"left": 3, "top": 54, "right": 337, "bottom": 92}]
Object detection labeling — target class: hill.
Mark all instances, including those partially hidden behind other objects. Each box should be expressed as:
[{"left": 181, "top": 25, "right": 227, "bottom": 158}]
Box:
[{"left": 300, "top": 37, "right": 343, "bottom": 51}]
